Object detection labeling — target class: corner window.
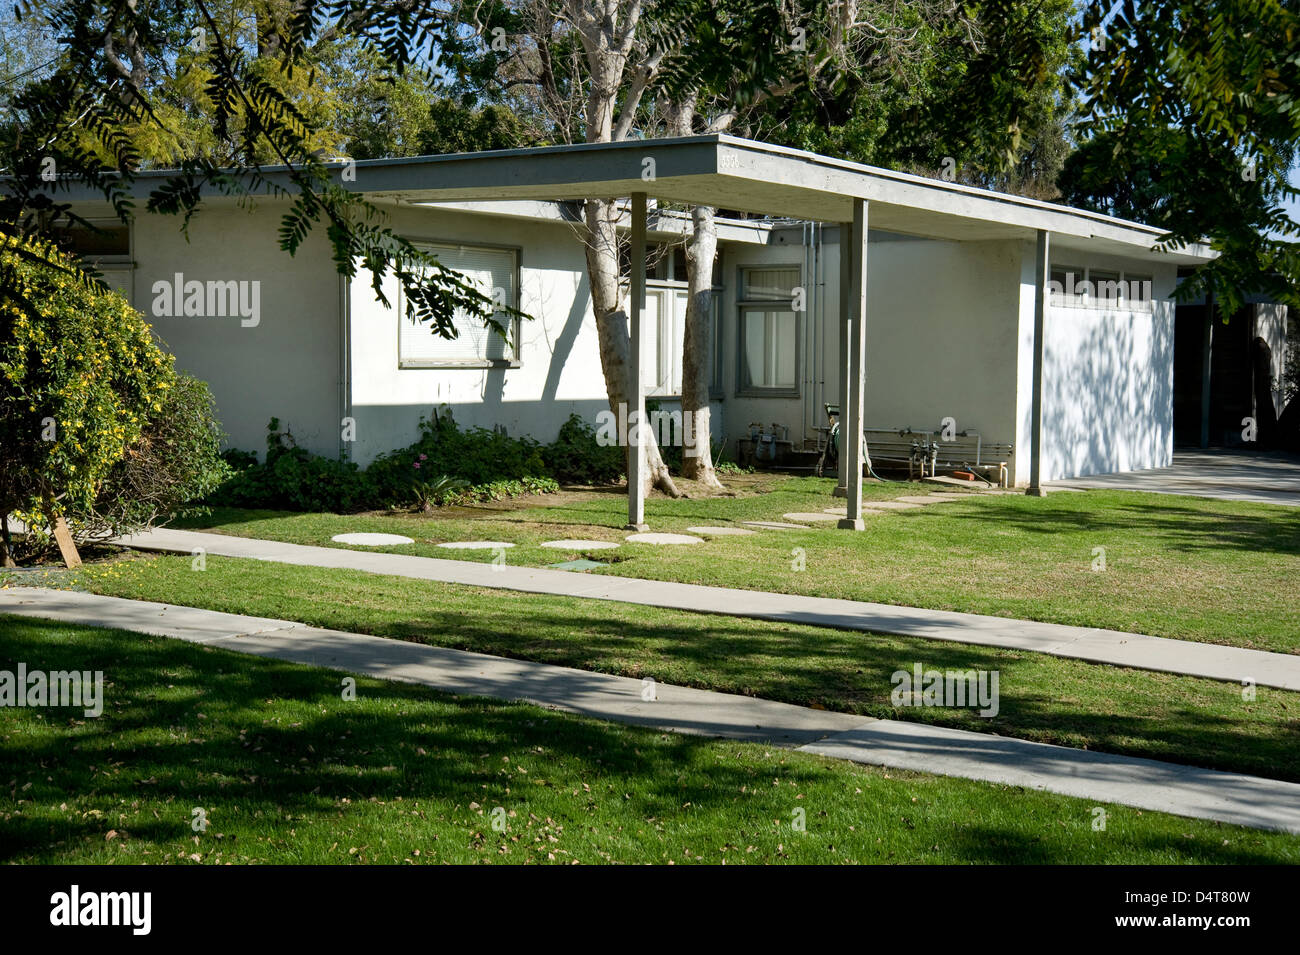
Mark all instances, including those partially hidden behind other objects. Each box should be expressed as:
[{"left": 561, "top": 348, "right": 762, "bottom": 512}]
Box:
[
  {"left": 1049, "top": 265, "right": 1083, "bottom": 306},
  {"left": 1050, "top": 265, "right": 1154, "bottom": 312},
  {"left": 1124, "top": 274, "right": 1154, "bottom": 311},
  {"left": 738, "top": 266, "right": 800, "bottom": 395},
  {"left": 1088, "top": 270, "right": 1122, "bottom": 306},
  {"left": 398, "top": 242, "right": 519, "bottom": 367}
]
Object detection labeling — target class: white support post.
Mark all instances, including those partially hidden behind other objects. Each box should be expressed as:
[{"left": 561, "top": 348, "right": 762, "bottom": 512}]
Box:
[
  {"left": 833, "top": 221, "right": 850, "bottom": 498},
  {"left": 1026, "top": 228, "right": 1049, "bottom": 497},
  {"left": 838, "top": 199, "right": 868, "bottom": 530},
  {"left": 625, "top": 192, "right": 650, "bottom": 531}
]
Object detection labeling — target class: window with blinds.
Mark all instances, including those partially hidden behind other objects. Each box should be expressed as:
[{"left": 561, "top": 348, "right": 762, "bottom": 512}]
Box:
[
  {"left": 738, "top": 266, "right": 800, "bottom": 395},
  {"left": 398, "top": 242, "right": 518, "bottom": 366},
  {"left": 742, "top": 267, "right": 800, "bottom": 301}
]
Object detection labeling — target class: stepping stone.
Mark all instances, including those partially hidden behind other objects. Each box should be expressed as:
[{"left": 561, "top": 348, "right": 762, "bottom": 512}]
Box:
[
  {"left": 742, "top": 521, "right": 810, "bottom": 530},
  {"left": 893, "top": 495, "right": 950, "bottom": 504},
  {"left": 870, "top": 501, "right": 923, "bottom": 510},
  {"left": 625, "top": 532, "right": 704, "bottom": 545},
  {"left": 819, "top": 507, "right": 883, "bottom": 518},
  {"left": 546, "top": 559, "right": 607, "bottom": 571},
  {"left": 686, "top": 526, "right": 756, "bottom": 536},
  {"left": 540, "top": 539, "right": 620, "bottom": 550},
  {"left": 331, "top": 533, "right": 414, "bottom": 546},
  {"left": 437, "top": 540, "right": 515, "bottom": 550},
  {"left": 783, "top": 512, "right": 841, "bottom": 522}
]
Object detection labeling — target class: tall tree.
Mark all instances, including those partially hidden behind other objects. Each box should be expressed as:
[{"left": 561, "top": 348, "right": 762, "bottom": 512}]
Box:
[
  {"left": 1067, "top": 0, "right": 1300, "bottom": 311},
  {"left": 446, "top": 0, "right": 690, "bottom": 496}
]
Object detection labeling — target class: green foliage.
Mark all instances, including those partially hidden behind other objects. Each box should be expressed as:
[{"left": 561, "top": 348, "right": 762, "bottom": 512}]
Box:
[
  {"left": 713, "top": 452, "right": 752, "bottom": 476},
  {"left": 745, "top": 0, "right": 1079, "bottom": 199},
  {"left": 542, "top": 413, "right": 624, "bottom": 485},
  {"left": 310, "top": 38, "right": 532, "bottom": 161},
  {"left": 209, "top": 419, "right": 376, "bottom": 513},
  {"left": 416, "top": 99, "right": 530, "bottom": 155},
  {"left": 0, "top": 236, "right": 224, "bottom": 560},
  {"left": 1068, "top": 0, "right": 1300, "bottom": 310},
  {"left": 0, "top": 235, "right": 174, "bottom": 525},
  {"left": 439, "top": 476, "right": 561, "bottom": 505},
  {"left": 0, "top": 1, "right": 513, "bottom": 353},
  {"left": 411, "top": 473, "right": 470, "bottom": 512},
  {"left": 367, "top": 409, "right": 548, "bottom": 496},
  {"left": 74, "top": 372, "right": 231, "bottom": 543},
  {"left": 212, "top": 410, "right": 573, "bottom": 513}
]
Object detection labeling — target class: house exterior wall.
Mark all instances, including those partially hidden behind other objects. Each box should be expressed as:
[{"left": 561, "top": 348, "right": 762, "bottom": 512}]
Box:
[
  {"left": 859, "top": 237, "right": 1024, "bottom": 462},
  {"left": 346, "top": 203, "right": 610, "bottom": 464},
  {"left": 1015, "top": 246, "right": 1179, "bottom": 483},
  {"left": 89, "top": 196, "right": 1186, "bottom": 483},
  {"left": 110, "top": 201, "right": 345, "bottom": 459}
]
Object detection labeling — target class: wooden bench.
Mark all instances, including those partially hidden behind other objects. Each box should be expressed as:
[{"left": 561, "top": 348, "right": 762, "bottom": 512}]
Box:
[
  {"left": 861, "top": 428, "right": 931, "bottom": 475},
  {"left": 817, "top": 408, "right": 1013, "bottom": 487},
  {"left": 886, "top": 428, "right": 1013, "bottom": 487}
]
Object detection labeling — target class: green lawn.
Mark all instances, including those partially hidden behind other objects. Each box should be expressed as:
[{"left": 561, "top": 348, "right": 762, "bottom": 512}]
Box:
[
  {"left": 2, "top": 616, "right": 1295, "bottom": 864},
  {"left": 44, "top": 553, "right": 1300, "bottom": 784},
  {"left": 171, "top": 477, "right": 1300, "bottom": 653}
]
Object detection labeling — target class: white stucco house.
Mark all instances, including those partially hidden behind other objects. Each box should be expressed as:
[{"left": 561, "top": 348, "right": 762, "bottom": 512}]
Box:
[{"left": 58, "top": 135, "right": 1214, "bottom": 513}]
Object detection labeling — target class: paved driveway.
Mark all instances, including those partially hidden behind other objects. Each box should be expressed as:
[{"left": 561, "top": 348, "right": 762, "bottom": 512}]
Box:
[{"left": 1048, "top": 449, "right": 1300, "bottom": 506}]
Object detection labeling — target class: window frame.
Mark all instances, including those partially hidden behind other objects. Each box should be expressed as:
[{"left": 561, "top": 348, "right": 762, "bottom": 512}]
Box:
[
  {"left": 397, "top": 238, "right": 523, "bottom": 370},
  {"left": 735, "top": 264, "right": 802, "bottom": 398},
  {"left": 1049, "top": 264, "right": 1155, "bottom": 313}
]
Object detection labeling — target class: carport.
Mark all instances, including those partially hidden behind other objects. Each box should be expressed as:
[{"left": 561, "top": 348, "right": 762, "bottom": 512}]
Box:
[{"left": 333, "top": 134, "right": 1214, "bottom": 529}]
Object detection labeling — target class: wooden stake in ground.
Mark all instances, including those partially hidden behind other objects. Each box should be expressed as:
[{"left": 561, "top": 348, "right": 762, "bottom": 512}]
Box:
[{"left": 42, "top": 493, "right": 81, "bottom": 569}]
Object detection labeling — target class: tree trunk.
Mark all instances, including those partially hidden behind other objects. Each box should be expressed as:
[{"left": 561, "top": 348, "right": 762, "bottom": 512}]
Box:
[
  {"left": 663, "top": 96, "right": 724, "bottom": 489},
  {"left": 680, "top": 204, "right": 724, "bottom": 488},
  {"left": 1, "top": 514, "right": 15, "bottom": 568},
  {"left": 583, "top": 198, "right": 682, "bottom": 498}
]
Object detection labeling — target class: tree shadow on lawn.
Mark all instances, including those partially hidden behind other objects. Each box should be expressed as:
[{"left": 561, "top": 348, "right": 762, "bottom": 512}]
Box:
[
  {"left": 0, "top": 619, "right": 1287, "bottom": 865},
  {"left": 947, "top": 494, "right": 1300, "bottom": 558},
  {"left": 324, "top": 600, "right": 1300, "bottom": 785},
  {"left": 0, "top": 621, "right": 810, "bottom": 862}
]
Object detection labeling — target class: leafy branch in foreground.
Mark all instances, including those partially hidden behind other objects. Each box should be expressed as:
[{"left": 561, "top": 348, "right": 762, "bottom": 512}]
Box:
[{"left": 1, "top": 0, "right": 517, "bottom": 346}]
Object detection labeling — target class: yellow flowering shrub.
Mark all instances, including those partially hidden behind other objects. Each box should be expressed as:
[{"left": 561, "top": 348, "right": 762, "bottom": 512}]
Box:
[{"left": 1, "top": 234, "right": 177, "bottom": 552}]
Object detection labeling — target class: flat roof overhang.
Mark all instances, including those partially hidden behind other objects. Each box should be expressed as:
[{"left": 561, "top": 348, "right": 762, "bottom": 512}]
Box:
[
  {"left": 52, "top": 134, "right": 1213, "bottom": 264},
  {"left": 356, "top": 135, "right": 1213, "bottom": 264}
]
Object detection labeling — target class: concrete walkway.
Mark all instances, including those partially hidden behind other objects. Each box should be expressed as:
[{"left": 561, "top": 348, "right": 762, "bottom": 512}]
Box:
[
  {"left": 1049, "top": 449, "right": 1300, "bottom": 507},
  {"left": 4, "top": 585, "right": 1299, "bottom": 834},
  {"left": 114, "top": 527, "right": 1300, "bottom": 691}
]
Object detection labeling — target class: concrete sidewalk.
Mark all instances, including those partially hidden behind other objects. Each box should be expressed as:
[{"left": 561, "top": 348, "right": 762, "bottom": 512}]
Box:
[
  {"left": 1049, "top": 449, "right": 1300, "bottom": 507},
  {"left": 114, "top": 527, "right": 1300, "bottom": 691},
  {"left": 4, "top": 585, "right": 1299, "bottom": 834}
]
